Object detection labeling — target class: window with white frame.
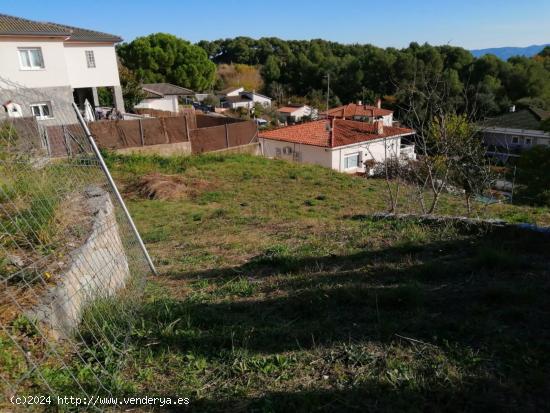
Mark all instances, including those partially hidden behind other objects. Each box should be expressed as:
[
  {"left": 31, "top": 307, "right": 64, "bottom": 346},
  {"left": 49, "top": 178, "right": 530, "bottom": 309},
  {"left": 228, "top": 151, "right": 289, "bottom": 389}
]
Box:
[
  {"left": 511, "top": 136, "right": 520, "bottom": 144},
  {"left": 85, "top": 50, "right": 96, "bottom": 68},
  {"left": 30, "top": 102, "right": 53, "bottom": 120},
  {"left": 344, "top": 152, "right": 361, "bottom": 169},
  {"left": 18, "top": 48, "right": 44, "bottom": 70},
  {"left": 524, "top": 137, "right": 533, "bottom": 145}
]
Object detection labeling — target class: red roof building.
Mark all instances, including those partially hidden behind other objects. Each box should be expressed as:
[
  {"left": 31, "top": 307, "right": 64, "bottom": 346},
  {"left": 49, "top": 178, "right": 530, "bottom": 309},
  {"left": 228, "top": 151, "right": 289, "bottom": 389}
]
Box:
[
  {"left": 323, "top": 103, "right": 393, "bottom": 119},
  {"left": 259, "top": 119, "right": 416, "bottom": 173}
]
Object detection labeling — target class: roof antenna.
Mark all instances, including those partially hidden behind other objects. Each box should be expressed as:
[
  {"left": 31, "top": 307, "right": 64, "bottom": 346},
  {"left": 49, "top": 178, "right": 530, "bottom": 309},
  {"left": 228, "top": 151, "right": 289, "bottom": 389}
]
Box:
[{"left": 325, "top": 72, "right": 330, "bottom": 115}]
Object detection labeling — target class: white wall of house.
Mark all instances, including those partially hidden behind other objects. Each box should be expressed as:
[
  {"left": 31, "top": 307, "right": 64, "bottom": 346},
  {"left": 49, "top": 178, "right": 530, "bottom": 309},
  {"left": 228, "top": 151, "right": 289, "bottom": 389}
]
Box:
[
  {"left": 328, "top": 137, "right": 402, "bottom": 173},
  {"left": 483, "top": 127, "right": 550, "bottom": 149},
  {"left": 278, "top": 106, "right": 315, "bottom": 122},
  {"left": 226, "top": 87, "right": 244, "bottom": 97},
  {"left": 230, "top": 100, "right": 254, "bottom": 109},
  {"left": 260, "top": 138, "right": 332, "bottom": 168},
  {"left": 0, "top": 37, "right": 70, "bottom": 88},
  {"left": 260, "top": 136, "right": 406, "bottom": 174},
  {"left": 64, "top": 43, "right": 121, "bottom": 88},
  {"left": 243, "top": 92, "right": 271, "bottom": 107},
  {"left": 135, "top": 95, "right": 179, "bottom": 112}
]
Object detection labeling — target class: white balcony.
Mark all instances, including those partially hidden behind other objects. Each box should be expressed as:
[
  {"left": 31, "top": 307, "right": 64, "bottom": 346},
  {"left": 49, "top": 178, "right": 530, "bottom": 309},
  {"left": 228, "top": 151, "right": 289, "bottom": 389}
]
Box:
[{"left": 400, "top": 144, "right": 416, "bottom": 160}]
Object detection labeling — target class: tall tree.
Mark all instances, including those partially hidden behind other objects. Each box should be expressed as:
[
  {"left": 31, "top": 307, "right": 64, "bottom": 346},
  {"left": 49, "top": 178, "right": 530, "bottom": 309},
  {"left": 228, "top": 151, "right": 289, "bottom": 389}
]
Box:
[{"left": 118, "top": 33, "right": 216, "bottom": 91}]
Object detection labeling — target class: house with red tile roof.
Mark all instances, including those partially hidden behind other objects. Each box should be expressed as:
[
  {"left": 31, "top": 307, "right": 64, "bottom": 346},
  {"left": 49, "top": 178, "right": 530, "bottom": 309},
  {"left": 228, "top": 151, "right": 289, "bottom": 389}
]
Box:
[
  {"left": 322, "top": 100, "right": 394, "bottom": 126},
  {"left": 277, "top": 104, "right": 318, "bottom": 123},
  {"left": 259, "top": 118, "right": 416, "bottom": 173}
]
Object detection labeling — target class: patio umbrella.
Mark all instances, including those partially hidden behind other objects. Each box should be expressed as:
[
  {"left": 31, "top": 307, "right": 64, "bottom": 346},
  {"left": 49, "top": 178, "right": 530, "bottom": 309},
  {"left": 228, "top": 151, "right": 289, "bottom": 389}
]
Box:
[{"left": 84, "top": 99, "right": 95, "bottom": 122}]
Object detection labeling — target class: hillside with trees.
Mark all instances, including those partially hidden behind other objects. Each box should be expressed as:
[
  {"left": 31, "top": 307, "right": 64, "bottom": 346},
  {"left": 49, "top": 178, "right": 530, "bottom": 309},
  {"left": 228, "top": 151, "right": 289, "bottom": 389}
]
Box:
[
  {"left": 116, "top": 34, "right": 550, "bottom": 119},
  {"left": 197, "top": 38, "right": 550, "bottom": 116}
]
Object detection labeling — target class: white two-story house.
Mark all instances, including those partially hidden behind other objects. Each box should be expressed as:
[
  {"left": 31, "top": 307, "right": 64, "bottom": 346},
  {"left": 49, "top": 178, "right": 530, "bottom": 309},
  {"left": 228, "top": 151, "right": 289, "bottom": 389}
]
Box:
[{"left": 0, "top": 13, "right": 124, "bottom": 125}]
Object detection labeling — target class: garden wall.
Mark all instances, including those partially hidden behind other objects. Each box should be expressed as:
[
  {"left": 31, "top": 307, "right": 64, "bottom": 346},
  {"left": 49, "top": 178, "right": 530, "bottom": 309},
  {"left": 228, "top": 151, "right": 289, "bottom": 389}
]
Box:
[{"left": 29, "top": 187, "right": 130, "bottom": 339}]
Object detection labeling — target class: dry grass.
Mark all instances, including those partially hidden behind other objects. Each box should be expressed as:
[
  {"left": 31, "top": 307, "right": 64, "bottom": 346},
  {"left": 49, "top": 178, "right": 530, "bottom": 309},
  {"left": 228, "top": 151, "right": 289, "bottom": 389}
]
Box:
[{"left": 126, "top": 173, "right": 211, "bottom": 201}]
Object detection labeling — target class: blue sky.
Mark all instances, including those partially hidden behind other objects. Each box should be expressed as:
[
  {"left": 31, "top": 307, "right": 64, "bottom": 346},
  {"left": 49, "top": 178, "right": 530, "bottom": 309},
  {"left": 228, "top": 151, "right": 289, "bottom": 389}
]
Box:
[{"left": 2, "top": 0, "right": 549, "bottom": 49}]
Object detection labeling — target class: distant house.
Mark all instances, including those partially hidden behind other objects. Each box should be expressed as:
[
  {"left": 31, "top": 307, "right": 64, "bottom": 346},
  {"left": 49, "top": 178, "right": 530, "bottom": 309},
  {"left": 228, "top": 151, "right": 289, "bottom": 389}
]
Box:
[
  {"left": 218, "top": 86, "right": 272, "bottom": 110},
  {"left": 323, "top": 100, "right": 394, "bottom": 126},
  {"left": 259, "top": 118, "right": 415, "bottom": 174},
  {"left": 481, "top": 106, "right": 550, "bottom": 162},
  {"left": 0, "top": 13, "right": 124, "bottom": 124},
  {"left": 135, "top": 83, "right": 194, "bottom": 113},
  {"left": 277, "top": 105, "right": 318, "bottom": 123}
]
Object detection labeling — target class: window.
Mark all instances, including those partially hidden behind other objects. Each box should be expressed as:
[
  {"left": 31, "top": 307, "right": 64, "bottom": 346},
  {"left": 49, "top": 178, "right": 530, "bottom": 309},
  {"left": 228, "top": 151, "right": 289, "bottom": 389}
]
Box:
[
  {"left": 511, "top": 136, "right": 519, "bottom": 144},
  {"left": 18, "top": 48, "right": 44, "bottom": 70},
  {"left": 525, "top": 137, "right": 532, "bottom": 145},
  {"left": 344, "top": 152, "right": 361, "bottom": 169},
  {"left": 30, "top": 102, "right": 53, "bottom": 120},
  {"left": 282, "top": 146, "right": 293, "bottom": 155},
  {"left": 85, "top": 50, "right": 96, "bottom": 68}
]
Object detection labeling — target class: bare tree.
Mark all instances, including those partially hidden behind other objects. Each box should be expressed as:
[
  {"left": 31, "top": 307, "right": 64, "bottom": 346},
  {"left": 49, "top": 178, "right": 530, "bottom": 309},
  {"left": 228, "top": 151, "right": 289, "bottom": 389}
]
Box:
[{"left": 393, "top": 69, "right": 494, "bottom": 215}]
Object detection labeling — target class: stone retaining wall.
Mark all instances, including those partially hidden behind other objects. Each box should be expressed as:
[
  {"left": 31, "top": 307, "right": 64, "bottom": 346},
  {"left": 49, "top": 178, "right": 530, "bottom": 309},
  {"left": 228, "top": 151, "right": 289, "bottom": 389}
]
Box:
[{"left": 30, "top": 187, "right": 130, "bottom": 339}]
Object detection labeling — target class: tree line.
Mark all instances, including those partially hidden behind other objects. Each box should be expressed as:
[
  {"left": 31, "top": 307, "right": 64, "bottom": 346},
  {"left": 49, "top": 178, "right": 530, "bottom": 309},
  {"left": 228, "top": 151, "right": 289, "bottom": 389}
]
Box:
[{"left": 117, "top": 34, "right": 550, "bottom": 117}]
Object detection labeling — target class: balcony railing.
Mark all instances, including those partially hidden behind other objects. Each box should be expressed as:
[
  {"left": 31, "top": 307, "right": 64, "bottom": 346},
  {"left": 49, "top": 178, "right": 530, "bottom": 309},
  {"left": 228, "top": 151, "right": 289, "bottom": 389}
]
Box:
[{"left": 400, "top": 144, "right": 416, "bottom": 160}]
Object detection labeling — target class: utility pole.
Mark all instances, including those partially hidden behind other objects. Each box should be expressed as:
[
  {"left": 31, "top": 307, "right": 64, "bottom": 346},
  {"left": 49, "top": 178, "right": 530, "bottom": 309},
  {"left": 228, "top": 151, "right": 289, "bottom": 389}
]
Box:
[{"left": 326, "top": 73, "right": 330, "bottom": 116}]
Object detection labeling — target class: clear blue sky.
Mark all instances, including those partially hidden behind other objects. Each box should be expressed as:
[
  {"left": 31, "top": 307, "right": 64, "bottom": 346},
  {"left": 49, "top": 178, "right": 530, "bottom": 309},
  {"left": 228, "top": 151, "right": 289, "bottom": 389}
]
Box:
[{"left": 2, "top": 0, "right": 549, "bottom": 49}]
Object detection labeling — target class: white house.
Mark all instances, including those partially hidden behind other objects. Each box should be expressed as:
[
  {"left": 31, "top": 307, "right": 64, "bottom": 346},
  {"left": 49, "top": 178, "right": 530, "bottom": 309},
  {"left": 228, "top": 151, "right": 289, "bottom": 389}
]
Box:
[
  {"left": 481, "top": 106, "right": 550, "bottom": 162},
  {"left": 0, "top": 13, "right": 124, "bottom": 124},
  {"left": 218, "top": 86, "right": 272, "bottom": 110},
  {"left": 277, "top": 105, "right": 318, "bottom": 123},
  {"left": 259, "top": 118, "right": 416, "bottom": 174},
  {"left": 135, "top": 83, "right": 194, "bottom": 113},
  {"left": 323, "top": 100, "right": 394, "bottom": 126}
]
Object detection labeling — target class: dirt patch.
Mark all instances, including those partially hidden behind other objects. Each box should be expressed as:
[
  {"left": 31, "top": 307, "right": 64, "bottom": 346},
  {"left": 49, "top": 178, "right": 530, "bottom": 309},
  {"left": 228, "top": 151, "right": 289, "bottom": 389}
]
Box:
[{"left": 128, "top": 173, "right": 209, "bottom": 201}]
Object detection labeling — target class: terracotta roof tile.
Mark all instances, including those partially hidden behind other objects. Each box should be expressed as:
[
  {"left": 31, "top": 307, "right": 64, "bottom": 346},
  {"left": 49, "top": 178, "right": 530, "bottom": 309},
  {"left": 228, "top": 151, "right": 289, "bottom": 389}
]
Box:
[
  {"left": 322, "top": 103, "right": 393, "bottom": 118},
  {"left": 0, "top": 14, "right": 122, "bottom": 43},
  {"left": 259, "top": 119, "right": 414, "bottom": 148},
  {"left": 142, "top": 83, "right": 194, "bottom": 98}
]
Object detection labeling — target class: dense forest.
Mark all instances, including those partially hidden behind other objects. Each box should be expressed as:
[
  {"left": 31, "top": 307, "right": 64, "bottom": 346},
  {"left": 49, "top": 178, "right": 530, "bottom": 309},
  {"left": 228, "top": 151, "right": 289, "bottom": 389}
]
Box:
[
  {"left": 197, "top": 38, "right": 550, "bottom": 116},
  {"left": 117, "top": 34, "right": 550, "bottom": 117}
]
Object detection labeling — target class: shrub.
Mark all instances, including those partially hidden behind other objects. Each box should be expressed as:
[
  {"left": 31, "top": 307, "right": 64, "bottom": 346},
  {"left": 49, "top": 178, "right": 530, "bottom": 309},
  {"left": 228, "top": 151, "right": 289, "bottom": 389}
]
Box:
[{"left": 515, "top": 146, "right": 550, "bottom": 205}]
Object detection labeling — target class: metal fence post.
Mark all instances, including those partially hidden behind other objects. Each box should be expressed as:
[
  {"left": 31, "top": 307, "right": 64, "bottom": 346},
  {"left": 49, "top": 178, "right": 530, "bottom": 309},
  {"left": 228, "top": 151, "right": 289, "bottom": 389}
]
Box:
[{"left": 71, "top": 103, "right": 158, "bottom": 275}]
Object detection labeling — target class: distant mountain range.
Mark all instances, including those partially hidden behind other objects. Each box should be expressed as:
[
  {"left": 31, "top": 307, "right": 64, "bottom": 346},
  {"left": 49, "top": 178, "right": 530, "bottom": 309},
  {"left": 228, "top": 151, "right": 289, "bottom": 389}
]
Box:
[{"left": 470, "top": 44, "right": 549, "bottom": 60}]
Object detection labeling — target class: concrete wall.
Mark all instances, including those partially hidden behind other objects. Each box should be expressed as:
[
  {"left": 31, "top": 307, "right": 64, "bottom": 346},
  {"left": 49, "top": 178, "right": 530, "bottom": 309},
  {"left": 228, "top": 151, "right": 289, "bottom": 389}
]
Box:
[
  {"left": 115, "top": 141, "right": 192, "bottom": 156},
  {"left": 30, "top": 187, "right": 130, "bottom": 339},
  {"left": 135, "top": 96, "right": 178, "bottom": 112},
  {"left": 64, "top": 43, "right": 121, "bottom": 88},
  {"left": 0, "top": 85, "right": 77, "bottom": 126}
]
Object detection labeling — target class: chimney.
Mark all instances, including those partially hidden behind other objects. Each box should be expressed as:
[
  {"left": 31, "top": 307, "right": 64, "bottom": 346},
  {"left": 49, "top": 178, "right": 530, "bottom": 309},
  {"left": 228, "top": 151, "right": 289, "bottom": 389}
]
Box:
[
  {"left": 357, "top": 100, "right": 362, "bottom": 106},
  {"left": 376, "top": 98, "right": 382, "bottom": 109},
  {"left": 509, "top": 105, "right": 516, "bottom": 113},
  {"left": 327, "top": 118, "right": 336, "bottom": 147},
  {"left": 376, "top": 120, "right": 384, "bottom": 135}
]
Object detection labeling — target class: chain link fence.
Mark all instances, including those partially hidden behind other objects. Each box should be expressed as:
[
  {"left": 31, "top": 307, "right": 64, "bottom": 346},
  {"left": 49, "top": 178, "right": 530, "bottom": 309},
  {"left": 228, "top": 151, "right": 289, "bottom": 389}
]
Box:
[{"left": 0, "top": 77, "right": 155, "bottom": 411}]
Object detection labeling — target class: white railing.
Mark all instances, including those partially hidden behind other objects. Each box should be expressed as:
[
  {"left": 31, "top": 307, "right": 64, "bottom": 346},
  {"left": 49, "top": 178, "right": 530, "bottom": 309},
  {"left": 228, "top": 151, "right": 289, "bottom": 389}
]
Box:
[{"left": 400, "top": 144, "right": 416, "bottom": 160}]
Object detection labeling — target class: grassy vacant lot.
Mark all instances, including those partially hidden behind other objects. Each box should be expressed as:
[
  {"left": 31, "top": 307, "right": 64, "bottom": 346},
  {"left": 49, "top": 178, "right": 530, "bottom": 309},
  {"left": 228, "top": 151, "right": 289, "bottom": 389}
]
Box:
[{"left": 106, "top": 153, "right": 550, "bottom": 412}]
